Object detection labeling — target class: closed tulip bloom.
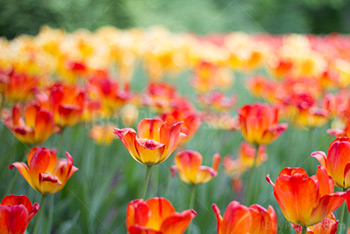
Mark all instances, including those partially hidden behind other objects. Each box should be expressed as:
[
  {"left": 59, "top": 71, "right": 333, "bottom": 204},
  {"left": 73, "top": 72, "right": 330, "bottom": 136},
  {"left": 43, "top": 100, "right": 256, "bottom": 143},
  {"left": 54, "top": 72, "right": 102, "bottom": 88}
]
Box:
[
  {"left": 4, "top": 104, "right": 58, "bottom": 144},
  {"left": 170, "top": 150, "right": 220, "bottom": 185},
  {"left": 266, "top": 166, "right": 347, "bottom": 226},
  {"left": 9, "top": 147, "right": 78, "bottom": 195},
  {"left": 249, "top": 205, "right": 277, "bottom": 234},
  {"left": 0, "top": 194, "right": 39, "bottom": 234},
  {"left": 212, "top": 201, "right": 252, "bottom": 234},
  {"left": 238, "top": 103, "right": 288, "bottom": 145},
  {"left": 312, "top": 137, "right": 350, "bottom": 189},
  {"left": 126, "top": 197, "right": 196, "bottom": 234},
  {"left": 293, "top": 213, "right": 338, "bottom": 234},
  {"left": 114, "top": 118, "right": 187, "bottom": 166}
]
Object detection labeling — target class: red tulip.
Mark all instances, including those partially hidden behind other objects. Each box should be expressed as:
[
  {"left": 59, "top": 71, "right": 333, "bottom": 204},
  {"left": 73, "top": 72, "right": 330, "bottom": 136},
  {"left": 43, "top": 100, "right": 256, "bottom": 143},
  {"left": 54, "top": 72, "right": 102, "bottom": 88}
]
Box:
[
  {"left": 0, "top": 194, "right": 39, "bottom": 234},
  {"left": 127, "top": 197, "right": 196, "bottom": 234},
  {"left": 266, "top": 166, "right": 347, "bottom": 226},
  {"left": 9, "top": 147, "right": 78, "bottom": 195}
]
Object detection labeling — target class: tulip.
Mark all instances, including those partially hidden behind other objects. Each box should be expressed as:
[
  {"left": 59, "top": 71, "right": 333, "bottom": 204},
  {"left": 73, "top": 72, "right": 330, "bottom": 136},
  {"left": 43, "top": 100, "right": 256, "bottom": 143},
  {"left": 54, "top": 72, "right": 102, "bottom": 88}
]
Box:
[
  {"left": 126, "top": 197, "right": 196, "bottom": 234},
  {"left": 170, "top": 150, "right": 220, "bottom": 185},
  {"left": 37, "top": 83, "right": 85, "bottom": 127},
  {"left": 292, "top": 213, "right": 338, "bottom": 234},
  {"left": 3, "top": 71, "right": 38, "bottom": 102},
  {"left": 160, "top": 110, "right": 201, "bottom": 144},
  {"left": 0, "top": 194, "right": 39, "bottom": 234},
  {"left": 89, "top": 123, "right": 116, "bottom": 145},
  {"left": 4, "top": 104, "right": 58, "bottom": 144},
  {"left": 238, "top": 103, "right": 288, "bottom": 145},
  {"left": 114, "top": 118, "right": 186, "bottom": 166},
  {"left": 312, "top": 137, "right": 350, "bottom": 189},
  {"left": 249, "top": 204, "right": 277, "bottom": 234},
  {"left": 238, "top": 142, "right": 267, "bottom": 168},
  {"left": 212, "top": 201, "right": 252, "bottom": 234},
  {"left": 9, "top": 147, "right": 78, "bottom": 195},
  {"left": 266, "top": 166, "right": 347, "bottom": 227}
]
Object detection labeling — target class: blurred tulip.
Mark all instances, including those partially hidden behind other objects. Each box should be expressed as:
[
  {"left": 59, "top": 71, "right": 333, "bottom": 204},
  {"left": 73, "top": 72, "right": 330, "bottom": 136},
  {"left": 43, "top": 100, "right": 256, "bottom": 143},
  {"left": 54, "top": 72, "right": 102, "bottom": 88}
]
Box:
[
  {"left": 292, "top": 213, "right": 338, "bottom": 234},
  {"left": 4, "top": 104, "right": 58, "bottom": 144},
  {"left": 222, "top": 156, "right": 245, "bottom": 192},
  {"left": 160, "top": 110, "right": 201, "bottom": 144},
  {"left": 238, "top": 142, "right": 267, "bottom": 168},
  {"left": 126, "top": 197, "right": 196, "bottom": 234},
  {"left": 170, "top": 150, "right": 220, "bottom": 184},
  {"left": 212, "top": 201, "right": 252, "bottom": 234},
  {"left": 120, "top": 104, "right": 139, "bottom": 127},
  {"left": 9, "top": 147, "right": 78, "bottom": 195},
  {"left": 238, "top": 103, "right": 288, "bottom": 145},
  {"left": 37, "top": 83, "right": 85, "bottom": 127},
  {"left": 266, "top": 166, "right": 347, "bottom": 226},
  {"left": 249, "top": 204, "right": 277, "bottom": 234},
  {"left": 0, "top": 194, "right": 39, "bottom": 234},
  {"left": 312, "top": 137, "right": 350, "bottom": 189},
  {"left": 3, "top": 71, "right": 38, "bottom": 102},
  {"left": 114, "top": 118, "right": 186, "bottom": 166},
  {"left": 89, "top": 124, "right": 116, "bottom": 145},
  {"left": 197, "top": 91, "right": 237, "bottom": 112}
]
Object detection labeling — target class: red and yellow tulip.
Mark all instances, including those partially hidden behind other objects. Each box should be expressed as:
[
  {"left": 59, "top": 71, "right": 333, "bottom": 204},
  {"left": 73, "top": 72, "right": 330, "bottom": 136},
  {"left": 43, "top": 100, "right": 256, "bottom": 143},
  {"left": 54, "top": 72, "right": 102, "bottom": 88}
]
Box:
[
  {"left": 170, "top": 150, "right": 220, "bottom": 185},
  {"left": 126, "top": 197, "right": 196, "bottom": 234},
  {"left": 312, "top": 137, "right": 350, "bottom": 189},
  {"left": 238, "top": 103, "right": 288, "bottom": 145},
  {"left": 292, "top": 213, "right": 338, "bottom": 234},
  {"left": 114, "top": 118, "right": 186, "bottom": 166},
  {"left": 266, "top": 166, "right": 347, "bottom": 226},
  {"left": 0, "top": 194, "right": 39, "bottom": 234},
  {"left": 4, "top": 104, "right": 58, "bottom": 144},
  {"left": 249, "top": 204, "right": 277, "bottom": 234},
  {"left": 9, "top": 147, "right": 78, "bottom": 195}
]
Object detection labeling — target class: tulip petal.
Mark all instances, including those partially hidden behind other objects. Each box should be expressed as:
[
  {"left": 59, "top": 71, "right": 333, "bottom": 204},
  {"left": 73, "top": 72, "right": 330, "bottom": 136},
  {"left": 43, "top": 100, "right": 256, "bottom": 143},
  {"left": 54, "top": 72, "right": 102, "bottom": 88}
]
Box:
[
  {"left": 309, "top": 192, "right": 346, "bottom": 226},
  {"left": 8, "top": 162, "right": 35, "bottom": 190},
  {"left": 135, "top": 139, "right": 166, "bottom": 165},
  {"left": 34, "top": 109, "right": 56, "bottom": 143},
  {"left": 128, "top": 225, "right": 162, "bottom": 234},
  {"left": 274, "top": 173, "right": 318, "bottom": 225},
  {"left": 196, "top": 166, "right": 217, "bottom": 184},
  {"left": 212, "top": 204, "right": 223, "bottom": 234},
  {"left": 137, "top": 119, "right": 164, "bottom": 142},
  {"left": 311, "top": 151, "right": 327, "bottom": 168},
  {"left": 115, "top": 128, "right": 142, "bottom": 163},
  {"left": 220, "top": 201, "right": 252, "bottom": 234},
  {"left": 249, "top": 204, "right": 277, "bottom": 234},
  {"left": 316, "top": 166, "right": 334, "bottom": 197},
  {"left": 127, "top": 199, "right": 150, "bottom": 228},
  {"left": 160, "top": 209, "right": 196, "bottom": 234},
  {"left": 146, "top": 198, "right": 176, "bottom": 230},
  {"left": 0, "top": 204, "right": 28, "bottom": 234},
  {"left": 344, "top": 163, "right": 350, "bottom": 189},
  {"left": 24, "top": 104, "right": 39, "bottom": 128}
]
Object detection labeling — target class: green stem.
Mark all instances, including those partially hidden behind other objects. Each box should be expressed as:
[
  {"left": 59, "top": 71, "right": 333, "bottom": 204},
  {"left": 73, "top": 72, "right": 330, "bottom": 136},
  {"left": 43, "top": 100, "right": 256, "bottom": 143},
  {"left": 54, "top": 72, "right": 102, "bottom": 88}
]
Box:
[
  {"left": 33, "top": 194, "right": 48, "bottom": 234},
  {"left": 338, "top": 191, "right": 347, "bottom": 234},
  {"left": 141, "top": 166, "right": 152, "bottom": 199},
  {"left": 186, "top": 184, "right": 196, "bottom": 234},
  {"left": 247, "top": 144, "right": 259, "bottom": 204},
  {"left": 45, "top": 195, "right": 54, "bottom": 234},
  {"left": 301, "top": 225, "right": 307, "bottom": 234}
]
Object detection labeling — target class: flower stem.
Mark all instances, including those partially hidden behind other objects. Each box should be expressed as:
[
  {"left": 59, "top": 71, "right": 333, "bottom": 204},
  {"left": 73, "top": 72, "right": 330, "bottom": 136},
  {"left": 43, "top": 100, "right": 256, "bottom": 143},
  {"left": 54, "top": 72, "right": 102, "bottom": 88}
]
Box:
[
  {"left": 186, "top": 184, "right": 196, "bottom": 234},
  {"left": 301, "top": 225, "right": 307, "bottom": 234},
  {"left": 338, "top": 194, "right": 347, "bottom": 234},
  {"left": 247, "top": 144, "right": 259, "bottom": 204},
  {"left": 141, "top": 166, "right": 152, "bottom": 199},
  {"left": 46, "top": 195, "right": 54, "bottom": 234},
  {"left": 33, "top": 194, "right": 48, "bottom": 234}
]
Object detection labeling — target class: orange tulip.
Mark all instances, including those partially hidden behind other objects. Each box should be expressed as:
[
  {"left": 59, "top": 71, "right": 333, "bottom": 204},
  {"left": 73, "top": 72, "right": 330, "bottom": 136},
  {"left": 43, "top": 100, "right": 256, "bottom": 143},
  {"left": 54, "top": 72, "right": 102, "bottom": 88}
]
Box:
[
  {"left": 238, "top": 142, "right": 267, "bottom": 168},
  {"left": 9, "top": 147, "right": 78, "bottom": 195},
  {"left": 170, "top": 150, "right": 220, "bottom": 185},
  {"left": 249, "top": 204, "right": 277, "bottom": 234},
  {"left": 292, "top": 213, "right": 338, "bottom": 234},
  {"left": 37, "top": 83, "right": 85, "bottom": 127},
  {"left": 114, "top": 118, "right": 186, "bottom": 166},
  {"left": 160, "top": 110, "right": 201, "bottom": 144},
  {"left": 238, "top": 103, "right": 288, "bottom": 145},
  {"left": 212, "top": 201, "right": 252, "bottom": 234},
  {"left": 4, "top": 104, "right": 58, "bottom": 144},
  {"left": 3, "top": 71, "right": 38, "bottom": 102},
  {"left": 89, "top": 123, "right": 116, "bottom": 145},
  {"left": 266, "top": 166, "right": 347, "bottom": 226},
  {"left": 312, "top": 137, "right": 350, "bottom": 189},
  {"left": 0, "top": 194, "right": 39, "bottom": 234},
  {"left": 126, "top": 197, "right": 196, "bottom": 234}
]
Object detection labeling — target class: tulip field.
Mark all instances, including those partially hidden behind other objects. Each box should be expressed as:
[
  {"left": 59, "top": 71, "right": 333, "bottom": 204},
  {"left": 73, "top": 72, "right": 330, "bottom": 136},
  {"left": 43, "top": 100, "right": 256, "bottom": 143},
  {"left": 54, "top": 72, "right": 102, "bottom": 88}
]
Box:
[{"left": 1, "top": 26, "right": 350, "bottom": 234}]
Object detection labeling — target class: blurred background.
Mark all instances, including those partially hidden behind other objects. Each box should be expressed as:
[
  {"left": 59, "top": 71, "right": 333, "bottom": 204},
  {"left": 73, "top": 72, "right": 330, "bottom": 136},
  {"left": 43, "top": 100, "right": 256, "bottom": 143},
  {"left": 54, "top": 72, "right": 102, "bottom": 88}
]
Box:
[{"left": 1, "top": 0, "right": 350, "bottom": 39}]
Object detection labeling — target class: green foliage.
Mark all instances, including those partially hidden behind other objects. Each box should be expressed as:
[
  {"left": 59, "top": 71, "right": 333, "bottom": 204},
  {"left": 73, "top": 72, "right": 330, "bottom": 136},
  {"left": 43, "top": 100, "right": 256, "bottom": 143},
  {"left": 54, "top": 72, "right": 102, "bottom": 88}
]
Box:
[{"left": 0, "top": 0, "right": 349, "bottom": 39}]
